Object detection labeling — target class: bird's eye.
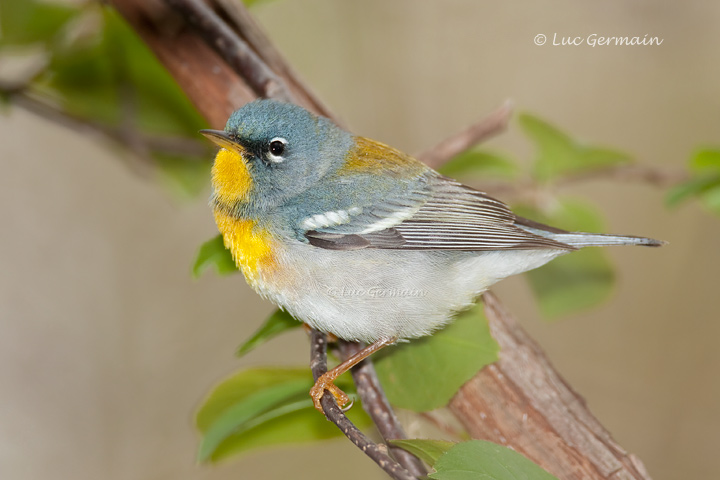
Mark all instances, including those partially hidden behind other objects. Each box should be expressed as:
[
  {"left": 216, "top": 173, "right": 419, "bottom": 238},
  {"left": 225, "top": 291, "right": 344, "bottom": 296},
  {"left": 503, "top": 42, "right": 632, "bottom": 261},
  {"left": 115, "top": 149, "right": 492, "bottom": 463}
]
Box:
[{"left": 267, "top": 137, "right": 287, "bottom": 162}]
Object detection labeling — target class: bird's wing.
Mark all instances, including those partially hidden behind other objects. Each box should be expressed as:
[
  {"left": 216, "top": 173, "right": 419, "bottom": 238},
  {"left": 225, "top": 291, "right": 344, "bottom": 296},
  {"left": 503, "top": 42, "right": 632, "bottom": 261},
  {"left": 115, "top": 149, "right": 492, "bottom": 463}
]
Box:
[{"left": 303, "top": 174, "right": 575, "bottom": 251}]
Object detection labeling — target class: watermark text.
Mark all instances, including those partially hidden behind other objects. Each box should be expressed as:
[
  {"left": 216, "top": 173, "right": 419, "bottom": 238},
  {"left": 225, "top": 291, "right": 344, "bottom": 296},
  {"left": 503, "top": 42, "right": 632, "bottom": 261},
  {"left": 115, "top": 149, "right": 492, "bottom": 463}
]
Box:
[{"left": 534, "top": 33, "right": 663, "bottom": 47}]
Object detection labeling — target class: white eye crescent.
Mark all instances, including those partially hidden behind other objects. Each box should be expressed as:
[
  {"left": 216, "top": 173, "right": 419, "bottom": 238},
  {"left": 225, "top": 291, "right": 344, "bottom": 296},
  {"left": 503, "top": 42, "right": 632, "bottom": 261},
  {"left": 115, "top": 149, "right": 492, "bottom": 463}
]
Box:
[{"left": 267, "top": 137, "right": 287, "bottom": 163}]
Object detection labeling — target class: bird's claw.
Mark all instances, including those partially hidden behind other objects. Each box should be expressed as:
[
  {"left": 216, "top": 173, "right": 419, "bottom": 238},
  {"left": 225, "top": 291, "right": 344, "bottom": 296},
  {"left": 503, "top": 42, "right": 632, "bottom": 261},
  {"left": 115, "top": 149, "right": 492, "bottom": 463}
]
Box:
[{"left": 310, "top": 373, "right": 351, "bottom": 412}]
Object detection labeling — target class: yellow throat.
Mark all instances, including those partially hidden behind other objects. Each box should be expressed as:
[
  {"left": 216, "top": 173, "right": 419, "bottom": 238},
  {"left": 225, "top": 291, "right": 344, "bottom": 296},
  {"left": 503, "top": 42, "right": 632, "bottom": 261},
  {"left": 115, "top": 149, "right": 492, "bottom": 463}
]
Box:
[{"left": 211, "top": 148, "right": 274, "bottom": 283}]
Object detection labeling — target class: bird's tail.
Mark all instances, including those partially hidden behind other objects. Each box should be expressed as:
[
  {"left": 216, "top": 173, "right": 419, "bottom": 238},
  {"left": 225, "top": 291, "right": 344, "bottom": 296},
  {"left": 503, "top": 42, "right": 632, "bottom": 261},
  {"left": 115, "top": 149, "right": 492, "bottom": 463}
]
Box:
[
  {"left": 548, "top": 233, "right": 665, "bottom": 248},
  {"left": 515, "top": 218, "right": 665, "bottom": 248}
]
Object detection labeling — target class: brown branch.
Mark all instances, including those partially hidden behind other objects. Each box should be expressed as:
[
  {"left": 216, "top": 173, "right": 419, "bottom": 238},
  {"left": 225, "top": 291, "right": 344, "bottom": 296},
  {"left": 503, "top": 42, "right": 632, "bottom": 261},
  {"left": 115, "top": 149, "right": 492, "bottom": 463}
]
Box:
[
  {"left": 163, "top": 0, "right": 292, "bottom": 102},
  {"left": 465, "top": 163, "right": 688, "bottom": 206},
  {"left": 5, "top": 89, "right": 209, "bottom": 177},
  {"left": 449, "top": 292, "right": 653, "bottom": 480},
  {"left": 210, "top": 0, "right": 336, "bottom": 121},
  {"left": 310, "top": 331, "right": 418, "bottom": 480},
  {"left": 416, "top": 100, "right": 513, "bottom": 169},
  {"left": 338, "top": 341, "right": 427, "bottom": 477},
  {"left": 556, "top": 164, "right": 689, "bottom": 188}
]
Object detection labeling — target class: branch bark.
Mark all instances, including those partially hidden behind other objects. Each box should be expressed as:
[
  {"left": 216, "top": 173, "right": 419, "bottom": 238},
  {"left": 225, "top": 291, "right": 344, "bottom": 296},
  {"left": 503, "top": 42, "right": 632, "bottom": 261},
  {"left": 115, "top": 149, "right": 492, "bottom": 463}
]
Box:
[
  {"left": 310, "top": 332, "right": 418, "bottom": 480},
  {"left": 109, "top": 2, "right": 655, "bottom": 479},
  {"left": 449, "top": 293, "right": 652, "bottom": 480},
  {"left": 338, "top": 341, "right": 427, "bottom": 477}
]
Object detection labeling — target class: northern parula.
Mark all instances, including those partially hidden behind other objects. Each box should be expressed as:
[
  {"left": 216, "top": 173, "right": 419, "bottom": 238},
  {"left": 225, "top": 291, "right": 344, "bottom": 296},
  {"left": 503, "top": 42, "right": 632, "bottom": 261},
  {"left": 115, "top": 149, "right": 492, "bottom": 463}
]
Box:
[{"left": 201, "top": 99, "right": 662, "bottom": 411}]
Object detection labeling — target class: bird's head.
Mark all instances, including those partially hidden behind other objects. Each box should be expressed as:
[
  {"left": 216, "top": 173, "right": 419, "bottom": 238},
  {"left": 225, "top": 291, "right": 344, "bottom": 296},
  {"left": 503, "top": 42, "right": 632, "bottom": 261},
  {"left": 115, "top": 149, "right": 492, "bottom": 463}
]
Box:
[{"left": 202, "top": 99, "right": 352, "bottom": 212}]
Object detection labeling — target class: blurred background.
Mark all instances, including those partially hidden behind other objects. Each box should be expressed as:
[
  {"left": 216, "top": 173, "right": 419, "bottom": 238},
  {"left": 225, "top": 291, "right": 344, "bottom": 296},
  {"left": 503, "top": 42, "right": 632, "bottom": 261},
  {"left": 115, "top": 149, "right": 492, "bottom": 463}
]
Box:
[{"left": 1, "top": 0, "right": 718, "bottom": 479}]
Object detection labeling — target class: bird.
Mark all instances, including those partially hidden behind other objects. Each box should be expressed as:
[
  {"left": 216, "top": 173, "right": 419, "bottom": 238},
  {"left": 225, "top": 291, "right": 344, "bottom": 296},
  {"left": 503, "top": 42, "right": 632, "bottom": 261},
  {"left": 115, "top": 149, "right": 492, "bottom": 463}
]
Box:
[{"left": 200, "top": 99, "right": 662, "bottom": 412}]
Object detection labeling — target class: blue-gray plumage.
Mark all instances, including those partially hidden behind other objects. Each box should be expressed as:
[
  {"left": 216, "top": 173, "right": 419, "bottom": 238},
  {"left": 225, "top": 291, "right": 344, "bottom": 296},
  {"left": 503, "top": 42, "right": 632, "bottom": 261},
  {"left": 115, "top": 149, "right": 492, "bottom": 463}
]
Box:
[{"left": 201, "top": 99, "right": 663, "bottom": 410}]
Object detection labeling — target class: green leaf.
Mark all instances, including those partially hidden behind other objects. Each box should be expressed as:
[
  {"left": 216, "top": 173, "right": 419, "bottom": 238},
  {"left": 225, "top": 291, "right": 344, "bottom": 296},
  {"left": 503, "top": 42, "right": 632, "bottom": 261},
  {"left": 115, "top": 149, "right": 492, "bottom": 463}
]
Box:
[
  {"left": 192, "top": 235, "right": 237, "bottom": 278},
  {"left": 38, "top": 8, "right": 207, "bottom": 133},
  {"left": 690, "top": 149, "right": 720, "bottom": 172},
  {"left": 390, "top": 439, "right": 455, "bottom": 465},
  {"left": 519, "top": 113, "right": 631, "bottom": 182},
  {"left": 699, "top": 183, "right": 720, "bottom": 215},
  {"left": 42, "top": 11, "right": 121, "bottom": 125},
  {"left": 243, "top": 0, "right": 283, "bottom": 7},
  {"left": 666, "top": 174, "right": 720, "bottom": 207},
  {"left": 153, "top": 152, "right": 211, "bottom": 198},
  {"left": 104, "top": 10, "right": 207, "bottom": 137},
  {"left": 236, "top": 309, "right": 301, "bottom": 357},
  {"left": 429, "top": 440, "right": 558, "bottom": 480},
  {"left": 198, "top": 378, "right": 310, "bottom": 461},
  {"left": 527, "top": 249, "right": 615, "bottom": 319},
  {"left": 374, "top": 305, "right": 499, "bottom": 411},
  {"left": 438, "top": 150, "right": 518, "bottom": 180},
  {"left": 666, "top": 149, "right": 720, "bottom": 215},
  {"left": 0, "top": 0, "right": 78, "bottom": 46},
  {"left": 514, "top": 200, "right": 615, "bottom": 320},
  {"left": 196, "top": 367, "right": 371, "bottom": 462}
]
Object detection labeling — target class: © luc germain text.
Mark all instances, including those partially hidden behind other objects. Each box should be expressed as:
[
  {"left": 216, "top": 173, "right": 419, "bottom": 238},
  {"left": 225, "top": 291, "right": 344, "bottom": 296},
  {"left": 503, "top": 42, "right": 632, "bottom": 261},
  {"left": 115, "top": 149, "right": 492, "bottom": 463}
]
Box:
[{"left": 534, "top": 33, "right": 664, "bottom": 47}]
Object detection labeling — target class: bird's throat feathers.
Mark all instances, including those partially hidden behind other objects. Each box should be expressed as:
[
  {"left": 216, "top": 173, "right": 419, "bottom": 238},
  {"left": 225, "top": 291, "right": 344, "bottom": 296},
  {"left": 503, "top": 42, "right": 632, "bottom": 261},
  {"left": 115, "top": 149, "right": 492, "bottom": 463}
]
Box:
[{"left": 211, "top": 148, "right": 253, "bottom": 208}]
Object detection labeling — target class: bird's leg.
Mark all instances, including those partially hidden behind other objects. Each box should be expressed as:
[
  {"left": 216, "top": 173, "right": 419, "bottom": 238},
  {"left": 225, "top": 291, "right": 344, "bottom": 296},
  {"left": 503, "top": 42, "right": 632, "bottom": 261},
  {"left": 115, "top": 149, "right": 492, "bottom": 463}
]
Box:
[
  {"left": 302, "top": 323, "right": 337, "bottom": 342},
  {"left": 310, "top": 337, "right": 396, "bottom": 412}
]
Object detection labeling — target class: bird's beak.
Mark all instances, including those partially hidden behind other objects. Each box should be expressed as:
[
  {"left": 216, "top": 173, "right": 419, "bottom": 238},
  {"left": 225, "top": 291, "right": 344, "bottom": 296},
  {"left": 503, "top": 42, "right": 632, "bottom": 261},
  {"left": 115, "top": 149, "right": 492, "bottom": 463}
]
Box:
[{"left": 200, "top": 129, "right": 244, "bottom": 153}]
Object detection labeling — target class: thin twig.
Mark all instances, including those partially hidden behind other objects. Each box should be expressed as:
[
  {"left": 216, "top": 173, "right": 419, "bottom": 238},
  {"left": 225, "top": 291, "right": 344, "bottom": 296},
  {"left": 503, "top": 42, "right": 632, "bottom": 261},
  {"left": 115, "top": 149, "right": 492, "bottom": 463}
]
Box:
[
  {"left": 164, "top": 0, "right": 293, "bottom": 102},
  {"left": 466, "top": 163, "right": 690, "bottom": 206},
  {"left": 556, "top": 163, "right": 689, "bottom": 188},
  {"left": 7, "top": 90, "right": 209, "bottom": 158},
  {"left": 309, "top": 331, "right": 418, "bottom": 480},
  {"left": 416, "top": 100, "right": 514, "bottom": 169},
  {"left": 338, "top": 341, "right": 427, "bottom": 477}
]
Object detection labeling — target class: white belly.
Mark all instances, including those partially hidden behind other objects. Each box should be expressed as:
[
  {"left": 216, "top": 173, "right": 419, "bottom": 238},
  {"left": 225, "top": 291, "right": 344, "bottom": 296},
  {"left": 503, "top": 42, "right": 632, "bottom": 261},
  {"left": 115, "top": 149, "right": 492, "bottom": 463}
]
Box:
[{"left": 254, "top": 242, "right": 566, "bottom": 342}]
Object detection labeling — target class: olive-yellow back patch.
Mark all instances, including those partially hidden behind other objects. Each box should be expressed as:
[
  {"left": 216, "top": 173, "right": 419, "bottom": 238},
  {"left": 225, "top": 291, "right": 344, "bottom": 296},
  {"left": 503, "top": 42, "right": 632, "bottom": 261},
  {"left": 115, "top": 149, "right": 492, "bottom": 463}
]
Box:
[
  {"left": 211, "top": 148, "right": 253, "bottom": 205},
  {"left": 213, "top": 210, "right": 274, "bottom": 284},
  {"left": 340, "top": 137, "right": 427, "bottom": 177}
]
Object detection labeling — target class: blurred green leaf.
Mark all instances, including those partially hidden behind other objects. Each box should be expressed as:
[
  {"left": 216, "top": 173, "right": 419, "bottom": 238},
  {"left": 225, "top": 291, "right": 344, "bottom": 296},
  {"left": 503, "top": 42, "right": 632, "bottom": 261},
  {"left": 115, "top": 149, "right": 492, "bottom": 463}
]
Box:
[
  {"left": 666, "top": 174, "right": 720, "bottom": 207},
  {"left": 515, "top": 200, "right": 615, "bottom": 320},
  {"left": 243, "top": 0, "right": 278, "bottom": 7},
  {"left": 438, "top": 150, "right": 518, "bottom": 180},
  {"left": 690, "top": 149, "right": 720, "bottom": 172},
  {"left": 154, "top": 152, "right": 210, "bottom": 198},
  {"left": 429, "top": 440, "right": 558, "bottom": 480},
  {"left": 390, "top": 439, "right": 455, "bottom": 465},
  {"left": 236, "top": 309, "right": 301, "bottom": 357},
  {"left": 527, "top": 249, "right": 615, "bottom": 320},
  {"left": 666, "top": 149, "right": 720, "bottom": 215},
  {"left": 198, "top": 378, "right": 309, "bottom": 462},
  {"left": 192, "top": 235, "right": 237, "bottom": 278},
  {"left": 699, "top": 183, "right": 720, "bottom": 215},
  {"left": 374, "top": 305, "right": 499, "bottom": 411},
  {"left": 196, "top": 367, "right": 371, "bottom": 462},
  {"left": 103, "top": 10, "right": 207, "bottom": 136},
  {"left": 42, "top": 8, "right": 208, "bottom": 133},
  {"left": 42, "top": 12, "right": 121, "bottom": 125},
  {"left": 519, "top": 113, "right": 631, "bottom": 182},
  {"left": 0, "top": 0, "right": 78, "bottom": 46}
]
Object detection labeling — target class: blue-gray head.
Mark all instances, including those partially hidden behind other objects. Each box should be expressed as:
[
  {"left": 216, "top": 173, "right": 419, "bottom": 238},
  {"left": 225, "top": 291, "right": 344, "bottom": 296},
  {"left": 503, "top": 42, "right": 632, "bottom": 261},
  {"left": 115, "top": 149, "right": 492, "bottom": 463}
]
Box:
[{"left": 201, "top": 100, "right": 352, "bottom": 211}]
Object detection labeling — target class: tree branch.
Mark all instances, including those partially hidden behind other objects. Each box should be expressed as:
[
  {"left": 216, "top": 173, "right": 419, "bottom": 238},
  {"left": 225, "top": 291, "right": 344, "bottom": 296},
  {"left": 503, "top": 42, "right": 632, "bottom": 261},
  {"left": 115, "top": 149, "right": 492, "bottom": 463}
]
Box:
[
  {"left": 416, "top": 100, "right": 513, "bottom": 168},
  {"left": 164, "top": 0, "right": 292, "bottom": 101},
  {"left": 310, "top": 331, "right": 418, "bottom": 480},
  {"left": 449, "top": 292, "right": 653, "bottom": 480},
  {"left": 3, "top": 88, "right": 208, "bottom": 176},
  {"left": 338, "top": 341, "right": 427, "bottom": 477}
]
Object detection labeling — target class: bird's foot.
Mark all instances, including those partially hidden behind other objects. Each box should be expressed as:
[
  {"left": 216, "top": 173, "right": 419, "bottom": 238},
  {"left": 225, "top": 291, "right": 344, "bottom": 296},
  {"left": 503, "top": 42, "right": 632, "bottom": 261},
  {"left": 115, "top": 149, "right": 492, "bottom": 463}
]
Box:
[{"left": 310, "top": 372, "right": 351, "bottom": 412}]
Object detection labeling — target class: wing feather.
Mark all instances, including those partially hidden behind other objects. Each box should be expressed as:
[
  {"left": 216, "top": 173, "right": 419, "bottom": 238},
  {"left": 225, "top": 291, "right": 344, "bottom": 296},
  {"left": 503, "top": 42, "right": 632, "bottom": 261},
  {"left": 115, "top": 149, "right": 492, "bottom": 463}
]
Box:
[{"left": 301, "top": 140, "right": 574, "bottom": 251}]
